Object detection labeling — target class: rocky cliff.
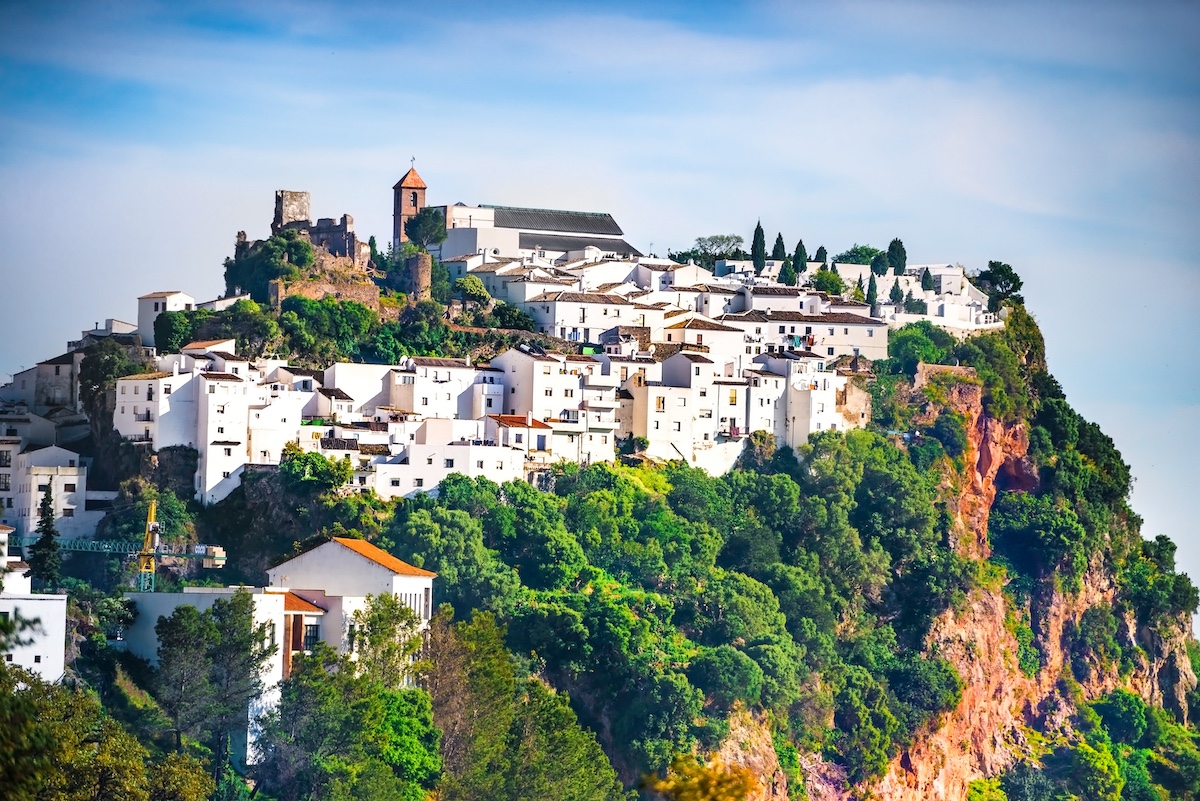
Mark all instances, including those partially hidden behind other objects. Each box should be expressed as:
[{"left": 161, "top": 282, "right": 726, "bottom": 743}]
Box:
[{"left": 793, "top": 371, "right": 1195, "bottom": 801}]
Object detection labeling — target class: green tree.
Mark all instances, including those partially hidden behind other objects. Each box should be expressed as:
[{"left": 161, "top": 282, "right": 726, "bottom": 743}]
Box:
[
  {"left": 454, "top": 275, "right": 491, "bottom": 306},
  {"left": 832, "top": 244, "right": 881, "bottom": 265},
  {"left": 154, "top": 604, "right": 217, "bottom": 750},
  {"left": 751, "top": 221, "right": 766, "bottom": 274},
  {"left": 778, "top": 258, "right": 798, "bottom": 287},
  {"left": 869, "top": 251, "right": 890, "bottom": 276},
  {"left": 921, "top": 268, "right": 935, "bottom": 291},
  {"left": 208, "top": 590, "right": 277, "bottom": 770},
  {"left": 279, "top": 442, "right": 353, "bottom": 493},
  {"left": 771, "top": 233, "right": 787, "bottom": 260},
  {"left": 1069, "top": 740, "right": 1123, "bottom": 801},
  {"left": 147, "top": 752, "right": 215, "bottom": 801},
  {"left": 888, "top": 280, "right": 904, "bottom": 304},
  {"left": 687, "top": 645, "right": 764, "bottom": 709},
  {"left": 814, "top": 245, "right": 827, "bottom": 265},
  {"left": 405, "top": 207, "right": 448, "bottom": 250},
  {"left": 79, "top": 337, "right": 148, "bottom": 410},
  {"left": 490, "top": 303, "right": 536, "bottom": 331},
  {"left": 867, "top": 273, "right": 878, "bottom": 306},
  {"left": 153, "top": 310, "right": 195, "bottom": 354},
  {"left": 888, "top": 238, "right": 907, "bottom": 275},
  {"left": 792, "top": 240, "right": 808, "bottom": 274},
  {"left": 25, "top": 486, "right": 61, "bottom": 592},
  {"left": 974, "top": 260, "right": 1024, "bottom": 311},
  {"left": 810, "top": 268, "right": 845, "bottom": 296},
  {"left": 351, "top": 593, "right": 423, "bottom": 690},
  {"left": 223, "top": 230, "right": 313, "bottom": 302}
]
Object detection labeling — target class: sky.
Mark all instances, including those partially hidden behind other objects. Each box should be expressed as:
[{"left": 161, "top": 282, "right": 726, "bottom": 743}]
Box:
[{"left": 1, "top": 1, "right": 1197, "bottom": 577}]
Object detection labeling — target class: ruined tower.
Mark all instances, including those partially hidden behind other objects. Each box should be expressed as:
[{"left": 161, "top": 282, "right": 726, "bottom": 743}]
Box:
[
  {"left": 272, "top": 190, "right": 311, "bottom": 235},
  {"left": 407, "top": 252, "right": 432, "bottom": 301},
  {"left": 393, "top": 167, "right": 427, "bottom": 251}
]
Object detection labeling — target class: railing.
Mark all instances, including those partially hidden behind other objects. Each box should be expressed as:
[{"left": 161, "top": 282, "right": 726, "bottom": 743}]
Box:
[{"left": 133, "top": 412, "right": 153, "bottom": 422}]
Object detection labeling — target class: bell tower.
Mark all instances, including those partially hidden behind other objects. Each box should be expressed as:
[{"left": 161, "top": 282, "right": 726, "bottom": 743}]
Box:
[{"left": 393, "top": 162, "right": 427, "bottom": 251}]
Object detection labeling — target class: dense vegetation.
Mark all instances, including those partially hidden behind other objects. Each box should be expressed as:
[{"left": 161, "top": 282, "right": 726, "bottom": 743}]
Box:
[{"left": 5, "top": 231, "right": 1199, "bottom": 801}]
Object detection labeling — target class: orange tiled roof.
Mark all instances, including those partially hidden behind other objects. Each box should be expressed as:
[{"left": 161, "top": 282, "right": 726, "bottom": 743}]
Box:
[
  {"left": 487, "top": 414, "right": 553, "bottom": 430},
  {"left": 332, "top": 537, "right": 437, "bottom": 577},
  {"left": 284, "top": 592, "right": 325, "bottom": 614},
  {"left": 393, "top": 167, "right": 427, "bottom": 189}
]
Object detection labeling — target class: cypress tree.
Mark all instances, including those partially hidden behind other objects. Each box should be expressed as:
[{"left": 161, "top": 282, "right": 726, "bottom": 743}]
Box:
[
  {"left": 793, "top": 240, "right": 808, "bottom": 275},
  {"left": 867, "top": 273, "right": 878, "bottom": 306},
  {"left": 778, "top": 258, "right": 798, "bottom": 287},
  {"left": 870, "top": 251, "right": 890, "bottom": 276},
  {"left": 751, "top": 221, "right": 767, "bottom": 274},
  {"left": 889, "top": 238, "right": 907, "bottom": 275},
  {"left": 921, "top": 268, "right": 935, "bottom": 292},
  {"left": 771, "top": 233, "right": 787, "bottom": 260},
  {"left": 26, "top": 486, "right": 61, "bottom": 592},
  {"left": 888, "top": 280, "right": 904, "bottom": 304},
  {"left": 814, "top": 246, "right": 828, "bottom": 266},
  {"left": 903, "top": 288, "right": 915, "bottom": 312}
]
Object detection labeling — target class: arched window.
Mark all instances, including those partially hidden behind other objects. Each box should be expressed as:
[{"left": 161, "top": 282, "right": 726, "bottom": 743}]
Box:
[{"left": 410, "top": 191, "right": 418, "bottom": 208}]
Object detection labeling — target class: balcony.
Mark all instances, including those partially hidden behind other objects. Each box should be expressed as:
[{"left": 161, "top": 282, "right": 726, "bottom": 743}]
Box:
[{"left": 133, "top": 412, "right": 153, "bottom": 422}]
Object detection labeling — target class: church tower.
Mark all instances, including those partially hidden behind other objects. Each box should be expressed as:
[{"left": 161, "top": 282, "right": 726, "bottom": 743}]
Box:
[{"left": 393, "top": 166, "right": 427, "bottom": 250}]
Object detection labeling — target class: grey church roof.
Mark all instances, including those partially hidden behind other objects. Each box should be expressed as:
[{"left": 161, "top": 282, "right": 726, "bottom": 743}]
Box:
[
  {"left": 483, "top": 205, "right": 625, "bottom": 236},
  {"left": 517, "top": 233, "right": 642, "bottom": 257}
]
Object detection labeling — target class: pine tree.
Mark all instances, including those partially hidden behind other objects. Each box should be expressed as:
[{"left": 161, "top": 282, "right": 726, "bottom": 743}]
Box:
[
  {"left": 889, "top": 238, "right": 907, "bottom": 275},
  {"left": 921, "top": 268, "right": 935, "bottom": 292},
  {"left": 904, "top": 289, "right": 915, "bottom": 312},
  {"left": 814, "top": 246, "right": 828, "bottom": 266},
  {"left": 771, "top": 233, "right": 787, "bottom": 261},
  {"left": 25, "top": 486, "right": 61, "bottom": 592},
  {"left": 867, "top": 273, "right": 878, "bottom": 306},
  {"left": 793, "top": 240, "right": 808, "bottom": 275},
  {"left": 889, "top": 280, "right": 904, "bottom": 304},
  {"left": 778, "top": 258, "right": 798, "bottom": 287},
  {"left": 751, "top": 221, "right": 766, "bottom": 274}
]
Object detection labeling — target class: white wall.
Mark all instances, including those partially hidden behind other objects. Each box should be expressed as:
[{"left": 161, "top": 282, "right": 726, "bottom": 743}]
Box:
[{"left": 0, "top": 593, "right": 67, "bottom": 681}]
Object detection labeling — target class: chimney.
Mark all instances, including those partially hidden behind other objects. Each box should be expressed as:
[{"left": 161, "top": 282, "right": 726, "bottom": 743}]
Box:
[{"left": 525, "top": 411, "right": 532, "bottom": 426}]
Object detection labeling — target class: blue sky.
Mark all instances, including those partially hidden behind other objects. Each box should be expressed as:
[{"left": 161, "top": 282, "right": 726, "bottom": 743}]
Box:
[{"left": 1, "top": 0, "right": 1197, "bottom": 578}]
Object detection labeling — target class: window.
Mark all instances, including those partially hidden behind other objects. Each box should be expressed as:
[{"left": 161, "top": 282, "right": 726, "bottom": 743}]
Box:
[
  {"left": 699, "top": 389, "right": 707, "bottom": 398},
  {"left": 694, "top": 366, "right": 700, "bottom": 376},
  {"left": 653, "top": 421, "right": 660, "bottom": 430},
  {"left": 34, "top": 655, "right": 41, "bottom": 664},
  {"left": 134, "top": 385, "right": 139, "bottom": 395},
  {"left": 64, "top": 483, "right": 76, "bottom": 493},
  {"left": 55, "top": 365, "right": 60, "bottom": 376},
  {"left": 486, "top": 398, "right": 493, "bottom": 408},
  {"left": 37, "top": 484, "right": 48, "bottom": 493},
  {"left": 728, "top": 390, "right": 737, "bottom": 406},
  {"left": 410, "top": 190, "right": 418, "bottom": 208},
  {"left": 544, "top": 388, "right": 553, "bottom": 396},
  {"left": 827, "top": 347, "right": 835, "bottom": 356},
  {"left": 677, "top": 397, "right": 686, "bottom": 407},
  {"left": 510, "top": 388, "right": 516, "bottom": 394},
  {"left": 414, "top": 478, "right": 424, "bottom": 488},
  {"left": 497, "top": 461, "right": 504, "bottom": 469},
  {"left": 515, "top": 433, "right": 523, "bottom": 443},
  {"left": 867, "top": 329, "right": 874, "bottom": 338},
  {"left": 222, "top": 471, "right": 231, "bottom": 478},
  {"left": 422, "top": 397, "right": 428, "bottom": 406},
  {"left": 390, "top": 479, "right": 400, "bottom": 487},
  {"left": 120, "top": 406, "right": 125, "bottom": 414},
  {"left": 755, "top": 326, "right": 762, "bottom": 334},
  {"left": 700, "top": 409, "right": 713, "bottom": 418},
  {"left": 217, "top": 426, "right": 224, "bottom": 434},
  {"left": 805, "top": 326, "right": 812, "bottom": 334},
  {"left": 0, "top": 451, "right": 9, "bottom": 468},
  {"left": 673, "top": 422, "right": 681, "bottom": 431},
  {"left": 163, "top": 384, "right": 171, "bottom": 395},
  {"left": 828, "top": 327, "right": 835, "bottom": 336},
  {"left": 208, "top": 386, "right": 216, "bottom": 394},
  {"left": 778, "top": 325, "right": 785, "bottom": 333},
  {"left": 303, "top": 624, "right": 320, "bottom": 651},
  {"left": 426, "top": 456, "right": 434, "bottom": 465},
  {"left": 745, "top": 346, "right": 752, "bottom": 354},
  {"left": 444, "top": 459, "right": 455, "bottom": 468},
  {"left": 476, "top": 460, "right": 484, "bottom": 469},
  {"left": 844, "top": 327, "right": 849, "bottom": 335},
  {"left": 564, "top": 389, "right": 574, "bottom": 398},
  {"left": 223, "top": 448, "right": 232, "bottom": 456},
  {"left": 121, "top": 385, "right": 126, "bottom": 394},
  {"left": 601, "top": 436, "right": 608, "bottom": 444},
  {"left": 0, "top": 475, "right": 9, "bottom": 492}
]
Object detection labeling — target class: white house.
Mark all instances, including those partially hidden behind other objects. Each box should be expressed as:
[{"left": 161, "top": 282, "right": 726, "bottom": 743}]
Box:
[{"left": 0, "top": 524, "right": 68, "bottom": 682}]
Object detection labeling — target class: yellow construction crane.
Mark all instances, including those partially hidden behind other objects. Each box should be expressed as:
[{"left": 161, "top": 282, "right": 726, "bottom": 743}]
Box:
[{"left": 137, "top": 499, "right": 160, "bottom": 592}]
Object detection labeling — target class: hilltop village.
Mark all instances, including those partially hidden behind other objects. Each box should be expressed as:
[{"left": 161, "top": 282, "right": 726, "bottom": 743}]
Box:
[{"left": 0, "top": 168, "right": 1002, "bottom": 523}]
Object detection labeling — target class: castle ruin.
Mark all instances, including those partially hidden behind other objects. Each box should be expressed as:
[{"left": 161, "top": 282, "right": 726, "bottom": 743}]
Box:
[{"left": 272, "top": 190, "right": 371, "bottom": 270}]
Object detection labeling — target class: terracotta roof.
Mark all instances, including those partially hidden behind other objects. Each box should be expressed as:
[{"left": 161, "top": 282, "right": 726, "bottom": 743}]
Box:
[
  {"left": 138, "top": 291, "right": 185, "bottom": 299},
  {"left": 320, "top": 437, "right": 359, "bottom": 451},
  {"left": 207, "top": 351, "right": 242, "bottom": 361},
  {"left": 284, "top": 592, "right": 326, "bottom": 614},
  {"left": 720, "top": 311, "right": 887, "bottom": 326},
  {"left": 0, "top": 524, "right": 14, "bottom": 534},
  {"left": 665, "top": 318, "right": 741, "bottom": 332},
  {"left": 118, "top": 371, "right": 171, "bottom": 381},
  {"left": 42, "top": 352, "right": 77, "bottom": 366},
  {"left": 750, "top": 286, "right": 807, "bottom": 296},
  {"left": 358, "top": 443, "right": 391, "bottom": 456},
  {"left": 410, "top": 357, "right": 471, "bottom": 369},
  {"left": 488, "top": 414, "right": 553, "bottom": 430},
  {"left": 677, "top": 352, "right": 714, "bottom": 363},
  {"left": 393, "top": 167, "right": 427, "bottom": 189},
  {"left": 664, "top": 309, "right": 689, "bottom": 318},
  {"left": 200, "top": 372, "right": 244, "bottom": 382},
  {"left": 526, "top": 291, "right": 632, "bottom": 305},
  {"left": 332, "top": 537, "right": 436, "bottom": 577},
  {"left": 285, "top": 367, "right": 324, "bottom": 379},
  {"left": 183, "top": 339, "right": 235, "bottom": 350},
  {"left": 319, "top": 387, "right": 353, "bottom": 400}
]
